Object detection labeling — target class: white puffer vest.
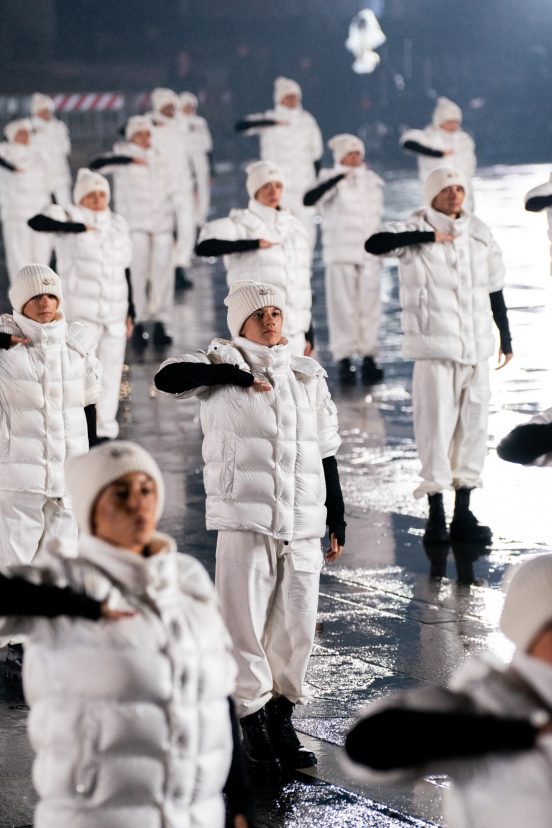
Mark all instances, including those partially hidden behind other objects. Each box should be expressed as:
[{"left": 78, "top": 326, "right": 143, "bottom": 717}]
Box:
[
  {"left": 149, "top": 114, "right": 194, "bottom": 196},
  {"left": 0, "top": 141, "right": 52, "bottom": 222},
  {"left": 198, "top": 200, "right": 312, "bottom": 338},
  {"left": 179, "top": 114, "right": 212, "bottom": 162},
  {"left": 31, "top": 117, "right": 71, "bottom": 189},
  {"left": 111, "top": 140, "right": 176, "bottom": 235},
  {"left": 0, "top": 313, "right": 101, "bottom": 497},
  {"left": 160, "top": 338, "right": 341, "bottom": 541},
  {"left": 386, "top": 208, "right": 505, "bottom": 363},
  {"left": 0, "top": 532, "right": 236, "bottom": 828},
  {"left": 400, "top": 125, "right": 477, "bottom": 182},
  {"left": 316, "top": 164, "right": 384, "bottom": 265}
]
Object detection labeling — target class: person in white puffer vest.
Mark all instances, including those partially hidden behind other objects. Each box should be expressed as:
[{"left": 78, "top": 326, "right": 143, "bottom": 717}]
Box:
[
  {"left": 0, "top": 440, "right": 251, "bottom": 828},
  {"left": 525, "top": 173, "right": 552, "bottom": 275},
  {"left": 30, "top": 93, "right": 72, "bottom": 207},
  {"left": 90, "top": 115, "right": 178, "bottom": 349},
  {"left": 178, "top": 91, "right": 214, "bottom": 227},
  {"left": 0, "top": 264, "right": 101, "bottom": 567},
  {"left": 304, "top": 133, "right": 385, "bottom": 385},
  {"left": 365, "top": 167, "right": 513, "bottom": 547},
  {"left": 0, "top": 118, "right": 53, "bottom": 282},
  {"left": 235, "top": 77, "right": 323, "bottom": 247},
  {"left": 400, "top": 97, "right": 477, "bottom": 208},
  {"left": 28, "top": 168, "right": 133, "bottom": 441},
  {"left": 155, "top": 280, "right": 345, "bottom": 780},
  {"left": 196, "top": 161, "right": 313, "bottom": 355}
]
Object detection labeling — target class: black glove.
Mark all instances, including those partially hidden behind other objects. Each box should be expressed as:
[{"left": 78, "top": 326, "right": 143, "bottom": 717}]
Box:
[{"left": 497, "top": 422, "right": 552, "bottom": 464}]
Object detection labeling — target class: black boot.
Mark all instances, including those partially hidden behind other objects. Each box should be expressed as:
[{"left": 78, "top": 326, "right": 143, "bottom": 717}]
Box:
[
  {"left": 131, "top": 322, "right": 149, "bottom": 350},
  {"left": 450, "top": 487, "right": 492, "bottom": 546},
  {"left": 240, "top": 707, "right": 281, "bottom": 779},
  {"left": 338, "top": 357, "right": 356, "bottom": 385},
  {"left": 266, "top": 696, "right": 317, "bottom": 769},
  {"left": 361, "top": 355, "right": 384, "bottom": 384},
  {"left": 423, "top": 492, "right": 449, "bottom": 544},
  {"left": 153, "top": 321, "right": 174, "bottom": 347},
  {"left": 175, "top": 266, "right": 194, "bottom": 290},
  {"left": 4, "top": 643, "right": 23, "bottom": 683}
]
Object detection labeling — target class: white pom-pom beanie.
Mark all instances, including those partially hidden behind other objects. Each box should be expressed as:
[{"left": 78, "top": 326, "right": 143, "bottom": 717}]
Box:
[
  {"left": 224, "top": 280, "right": 286, "bottom": 339},
  {"left": 500, "top": 554, "right": 552, "bottom": 651},
  {"left": 423, "top": 166, "right": 467, "bottom": 206},
  {"left": 274, "top": 76, "right": 302, "bottom": 105},
  {"left": 126, "top": 115, "right": 153, "bottom": 141},
  {"left": 246, "top": 160, "right": 284, "bottom": 199},
  {"left": 5, "top": 118, "right": 31, "bottom": 143},
  {"left": 151, "top": 87, "right": 178, "bottom": 113},
  {"left": 9, "top": 264, "right": 62, "bottom": 313},
  {"left": 432, "top": 96, "right": 462, "bottom": 127},
  {"left": 31, "top": 93, "right": 55, "bottom": 116},
  {"left": 73, "top": 168, "right": 110, "bottom": 205},
  {"left": 328, "top": 133, "right": 365, "bottom": 164},
  {"left": 179, "top": 92, "right": 198, "bottom": 110},
  {"left": 65, "top": 441, "right": 165, "bottom": 534}
]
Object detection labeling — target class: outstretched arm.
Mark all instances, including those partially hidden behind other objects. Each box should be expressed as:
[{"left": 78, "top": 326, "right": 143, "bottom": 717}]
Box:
[
  {"left": 155, "top": 361, "right": 255, "bottom": 394},
  {"left": 365, "top": 230, "right": 436, "bottom": 256},
  {"left": 303, "top": 173, "right": 346, "bottom": 207}
]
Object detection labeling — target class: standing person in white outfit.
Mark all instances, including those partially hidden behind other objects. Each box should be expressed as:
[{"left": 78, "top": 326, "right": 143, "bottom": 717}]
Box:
[
  {"left": 525, "top": 173, "right": 552, "bottom": 275},
  {"left": 155, "top": 280, "right": 345, "bottom": 779},
  {"left": 30, "top": 93, "right": 72, "bottom": 207},
  {"left": 365, "top": 167, "right": 513, "bottom": 545},
  {"left": 0, "top": 264, "right": 101, "bottom": 567},
  {"left": 196, "top": 161, "right": 314, "bottom": 355},
  {"left": 0, "top": 440, "right": 252, "bottom": 828},
  {"left": 304, "top": 133, "right": 385, "bottom": 385},
  {"left": 28, "top": 169, "right": 133, "bottom": 441},
  {"left": 90, "top": 115, "right": 177, "bottom": 348},
  {"left": 179, "top": 92, "right": 214, "bottom": 228},
  {"left": 235, "top": 77, "right": 323, "bottom": 247},
  {"left": 401, "top": 97, "right": 477, "bottom": 208},
  {"left": 0, "top": 119, "right": 53, "bottom": 282}
]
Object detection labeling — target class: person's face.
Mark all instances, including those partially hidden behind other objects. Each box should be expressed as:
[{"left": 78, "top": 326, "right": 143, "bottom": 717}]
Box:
[
  {"left": 92, "top": 472, "right": 158, "bottom": 555},
  {"left": 439, "top": 120, "right": 460, "bottom": 133},
  {"left": 22, "top": 293, "right": 59, "bottom": 324},
  {"left": 182, "top": 104, "right": 195, "bottom": 115},
  {"left": 241, "top": 306, "right": 283, "bottom": 347},
  {"left": 255, "top": 180, "right": 283, "bottom": 209},
  {"left": 36, "top": 108, "right": 52, "bottom": 121},
  {"left": 15, "top": 129, "right": 30, "bottom": 145},
  {"left": 432, "top": 184, "right": 465, "bottom": 217},
  {"left": 160, "top": 103, "right": 175, "bottom": 118},
  {"left": 528, "top": 624, "right": 552, "bottom": 666},
  {"left": 80, "top": 190, "right": 108, "bottom": 212},
  {"left": 340, "top": 150, "right": 363, "bottom": 167},
  {"left": 280, "top": 94, "right": 299, "bottom": 109},
  {"left": 132, "top": 130, "right": 151, "bottom": 149}
]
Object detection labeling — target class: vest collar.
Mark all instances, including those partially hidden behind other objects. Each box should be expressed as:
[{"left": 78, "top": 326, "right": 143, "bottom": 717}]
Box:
[
  {"left": 233, "top": 336, "right": 291, "bottom": 374},
  {"left": 12, "top": 310, "right": 66, "bottom": 345}
]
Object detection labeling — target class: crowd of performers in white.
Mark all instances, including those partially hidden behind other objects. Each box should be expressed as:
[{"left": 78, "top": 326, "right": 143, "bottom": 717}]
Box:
[{"left": 0, "top": 78, "right": 552, "bottom": 828}]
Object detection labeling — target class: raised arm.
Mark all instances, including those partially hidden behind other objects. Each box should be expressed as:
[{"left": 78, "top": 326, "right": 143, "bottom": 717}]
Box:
[{"left": 303, "top": 173, "right": 346, "bottom": 207}]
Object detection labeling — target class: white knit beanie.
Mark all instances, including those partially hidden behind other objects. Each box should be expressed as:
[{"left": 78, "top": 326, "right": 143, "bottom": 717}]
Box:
[
  {"left": 4, "top": 118, "right": 31, "bottom": 143},
  {"left": 500, "top": 554, "right": 552, "bottom": 651},
  {"left": 246, "top": 160, "right": 284, "bottom": 199},
  {"left": 328, "top": 133, "right": 365, "bottom": 164},
  {"left": 179, "top": 92, "right": 198, "bottom": 110},
  {"left": 65, "top": 441, "right": 165, "bottom": 534},
  {"left": 126, "top": 115, "right": 153, "bottom": 141},
  {"left": 274, "top": 76, "right": 302, "bottom": 105},
  {"left": 151, "top": 87, "right": 178, "bottom": 113},
  {"left": 31, "top": 93, "right": 54, "bottom": 116},
  {"left": 423, "top": 166, "right": 467, "bottom": 206},
  {"left": 9, "top": 264, "right": 62, "bottom": 313},
  {"left": 224, "top": 280, "right": 286, "bottom": 339},
  {"left": 432, "top": 96, "right": 462, "bottom": 127},
  {"left": 73, "top": 168, "right": 110, "bottom": 205}
]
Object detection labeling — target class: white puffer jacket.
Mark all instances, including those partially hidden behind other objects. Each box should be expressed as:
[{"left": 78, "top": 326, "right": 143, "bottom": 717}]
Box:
[
  {"left": 525, "top": 175, "right": 552, "bottom": 274},
  {"left": 0, "top": 141, "right": 52, "bottom": 222},
  {"left": 401, "top": 125, "right": 477, "bottom": 182},
  {"left": 386, "top": 207, "right": 505, "bottom": 363},
  {"left": 149, "top": 114, "right": 194, "bottom": 197},
  {"left": 180, "top": 114, "right": 212, "bottom": 162},
  {"left": 110, "top": 140, "right": 177, "bottom": 235},
  {"left": 316, "top": 164, "right": 384, "bottom": 265},
  {"left": 31, "top": 117, "right": 71, "bottom": 192},
  {"left": 0, "top": 312, "right": 101, "bottom": 497},
  {"left": 0, "top": 531, "right": 236, "bottom": 828},
  {"left": 44, "top": 204, "right": 131, "bottom": 329},
  {"left": 160, "top": 337, "right": 341, "bottom": 541},
  {"left": 198, "top": 200, "right": 312, "bottom": 338}
]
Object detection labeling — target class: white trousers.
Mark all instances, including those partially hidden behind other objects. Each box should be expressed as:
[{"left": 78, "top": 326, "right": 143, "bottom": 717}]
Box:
[
  {"left": 174, "top": 194, "right": 196, "bottom": 268},
  {"left": 86, "top": 320, "right": 127, "bottom": 439},
  {"left": 325, "top": 260, "right": 382, "bottom": 361},
  {"left": 193, "top": 158, "right": 211, "bottom": 226},
  {"left": 130, "top": 231, "right": 174, "bottom": 325},
  {"left": 216, "top": 531, "right": 323, "bottom": 718},
  {"left": 3, "top": 221, "right": 52, "bottom": 283},
  {"left": 412, "top": 359, "right": 490, "bottom": 498},
  {"left": 0, "top": 491, "right": 77, "bottom": 567}
]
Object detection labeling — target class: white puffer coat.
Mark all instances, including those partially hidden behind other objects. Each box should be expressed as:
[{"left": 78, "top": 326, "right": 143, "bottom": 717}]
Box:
[
  {"left": 525, "top": 175, "right": 552, "bottom": 274},
  {"left": 110, "top": 140, "right": 176, "bottom": 235},
  {"left": 0, "top": 531, "right": 236, "bottom": 828},
  {"left": 198, "top": 200, "right": 312, "bottom": 338},
  {"left": 316, "top": 164, "right": 384, "bottom": 265},
  {"left": 149, "top": 114, "right": 194, "bottom": 197},
  {"left": 160, "top": 337, "right": 341, "bottom": 541},
  {"left": 31, "top": 117, "right": 71, "bottom": 197},
  {"left": 0, "top": 312, "right": 101, "bottom": 497},
  {"left": 0, "top": 141, "right": 52, "bottom": 222},
  {"left": 386, "top": 207, "right": 505, "bottom": 363},
  {"left": 180, "top": 114, "right": 212, "bottom": 162},
  {"left": 401, "top": 125, "right": 477, "bottom": 182},
  {"left": 43, "top": 204, "right": 131, "bottom": 328}
]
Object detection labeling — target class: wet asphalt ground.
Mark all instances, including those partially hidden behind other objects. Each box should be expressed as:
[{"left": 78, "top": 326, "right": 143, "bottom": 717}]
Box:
[{"left": 1, "top": 162, "right": 551, "bottom": 827}]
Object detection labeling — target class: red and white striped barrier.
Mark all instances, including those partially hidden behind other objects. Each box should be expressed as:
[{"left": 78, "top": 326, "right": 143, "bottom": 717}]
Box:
[{"left": 52, "top": 93, "right": 125, "bottom": 113}]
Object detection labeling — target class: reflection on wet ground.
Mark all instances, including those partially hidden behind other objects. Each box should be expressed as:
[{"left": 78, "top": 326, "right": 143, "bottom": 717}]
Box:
[{"left": 1, "top": 164, "right": 551, "bottom": 827}]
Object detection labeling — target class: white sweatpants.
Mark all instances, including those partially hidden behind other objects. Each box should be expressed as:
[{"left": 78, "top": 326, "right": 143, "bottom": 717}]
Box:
[
  {"left": 174, "top": 194, "right": 196, "bottom": 268},
  {"left": 86, "top": 320, "right": 127, "bottom": 439},
  {"left": 0, "top": 491, "right": 77, "bottom": 567},
  {"left": 215, "top": 531, "right": 323, "bottom": 718},
  {"left": 325, "top": 260, "right": 383, "bottom": 361},
  {"left": 412, "top": 359, "right": 490, "bottom": 498},
  {"left": 131, "top": 231, "right": 174, "bottom": 325},
  {"left": 3, "top": 221, "right": 52, "bottom": 283}
]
